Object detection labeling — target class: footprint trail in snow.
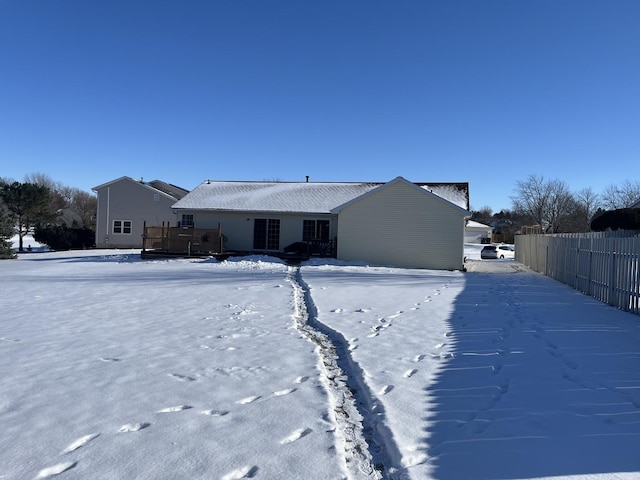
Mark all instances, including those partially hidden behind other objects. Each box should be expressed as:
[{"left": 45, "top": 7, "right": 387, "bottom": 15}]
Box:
[{"left": 288, "top": 265, "right": 403, "bottom": 479}]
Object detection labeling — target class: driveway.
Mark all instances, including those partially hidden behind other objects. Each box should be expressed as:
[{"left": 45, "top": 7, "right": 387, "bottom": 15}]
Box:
[{"left": 465, "top": 258, "right": 530, "bottom": 274}]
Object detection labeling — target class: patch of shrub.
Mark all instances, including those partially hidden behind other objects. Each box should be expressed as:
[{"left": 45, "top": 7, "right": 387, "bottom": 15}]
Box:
[
  {"left": 590, "top": 208, "right": 640, "bottom": 231},
  {"left": 34, "top": 225, "right": 95, "bottom": 251},
  {"left": 0, "top": 238, "right": 16, "bottom": 259}
]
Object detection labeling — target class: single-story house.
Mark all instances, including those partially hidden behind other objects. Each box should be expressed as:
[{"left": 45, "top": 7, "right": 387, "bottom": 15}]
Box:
[
  {"left": 93, "top": 177, "right": 189, "bottom": 248},
  {"left": 170, "top": 176, "right": 470, "bottom": 270},
  {"left": 464, "top": 220, "right": 493, "bottom": 244}
]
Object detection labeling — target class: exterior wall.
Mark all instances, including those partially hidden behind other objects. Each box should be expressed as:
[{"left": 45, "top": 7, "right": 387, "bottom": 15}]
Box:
[
  {"left": 95, "top": 178, "right": 178, "bottom": 248},
  {"left": 185, "top": 210, "right": 337, "bottom": 252},
  {"left": 336, "top": 181, "right": 466, "bottom": 269},
  {"left": 464, "top": 226, "right": 492, "bottom": 243}
]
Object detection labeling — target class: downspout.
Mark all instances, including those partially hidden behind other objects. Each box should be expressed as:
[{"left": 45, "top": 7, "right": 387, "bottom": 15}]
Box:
[{"left": 105, "top": 187, "right": 110, "bottom": 246}]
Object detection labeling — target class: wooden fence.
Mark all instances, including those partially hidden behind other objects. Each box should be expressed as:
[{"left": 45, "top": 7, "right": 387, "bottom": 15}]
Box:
[
  {"left": 515, "top": 231, "right": 640, "bottom": 315},
  {"left": 142, "top": 223, "right": 224, "bottom": 256}
]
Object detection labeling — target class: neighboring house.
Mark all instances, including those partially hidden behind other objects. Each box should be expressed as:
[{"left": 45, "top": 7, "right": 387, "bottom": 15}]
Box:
[
  {"left": 56, "top": 208, "right": 84, "bottom": 228},
  {"left": 170, "top": 176, "right": 470, "bottom": 270},
  {"left": 631, "top": 197, "right": 640, "bottom": 209},
  {"left": 92, "top": 177, "right": 189, "bottom": 248},
  {"left": 464, "top": 220, "right": 492, "bottom": 244}
]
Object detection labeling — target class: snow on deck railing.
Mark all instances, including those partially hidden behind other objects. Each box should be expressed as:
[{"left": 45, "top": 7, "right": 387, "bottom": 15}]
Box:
[
  {"left": 515, "top": 231, "right": 640, "bottom": 315},
  {"left": 142, "top": 223, "right": 224, "bottom": 255}
]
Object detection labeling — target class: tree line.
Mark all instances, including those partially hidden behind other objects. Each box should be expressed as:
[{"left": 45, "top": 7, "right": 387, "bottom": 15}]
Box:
[
  {"left": 1, "top": 172, "right": 638, "bottom": 258},
  {"left": 0, "top": 173, "right": 97, "bottom": 258},
  {"left": 473, "top": 174, "right": 640, "bottom": 235}
]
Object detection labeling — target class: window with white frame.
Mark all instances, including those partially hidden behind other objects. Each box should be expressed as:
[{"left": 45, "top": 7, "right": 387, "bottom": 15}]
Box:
[
  {"left": 303, "top": 219, "right": 330, "bottom": 241},
  {"left": 181, "top": 214, "right": 194, "bottom": 228},
  {"left": 113, "top": 220, "right": 132, "bottom": 235},
  {"left": 253, "top": 218, "right": 280, "bottom": 250}
]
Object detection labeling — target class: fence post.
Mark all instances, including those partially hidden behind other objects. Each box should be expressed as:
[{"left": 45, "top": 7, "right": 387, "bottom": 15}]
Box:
[
  {"left": 545, "top": 244, "right": 549, "bottom": 276},
  {"left": 162, "top": 222, "right": 167, "bottom": 251},
  {"left": 608, "top": 239, "right": 616, "bottom": 306},
  {"left": 575, "top": 240, "right": 579, "bottom": 289},
  {"left": 142, "top": 221, "right": 147, "bottom": 252},
  {"left": 587, "top": 238, "right": 593, "bottom": 297}
]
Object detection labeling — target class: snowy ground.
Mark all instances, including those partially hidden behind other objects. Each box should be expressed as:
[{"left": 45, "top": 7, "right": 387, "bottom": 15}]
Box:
[{"left": 1, "top": 245, "right": 640, "bottom": 479}]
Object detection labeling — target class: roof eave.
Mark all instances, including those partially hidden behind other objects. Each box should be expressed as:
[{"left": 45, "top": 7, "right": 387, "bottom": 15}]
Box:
[{"left": 170, "top": 206, "right": 333, "bottom": 215}]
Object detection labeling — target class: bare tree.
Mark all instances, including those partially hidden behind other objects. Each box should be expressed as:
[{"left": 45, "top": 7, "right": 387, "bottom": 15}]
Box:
[
  {"left": 69, "top": 188, "right": 97, "bottom": 230},
  {"left": 511, "top": 174, "right": 549, "bottom": 228},
  {"left": 22, "top": 172, "right": 97, "bottom": 229},
  {"left": 574, "top": 187, "right": 601, "bottom": 229},
  {"left": 511, "top": 175, "right": 576, "bottom": 233},
  {"left": 601, "top": 180, "right": 640, "bottom": 210},
  {"left": 24, "top": 172, "right": 67, "bottom": 212},
  {"left": 546, "top": 179, "right": 575, "bottom": 233},
  {"left": 559, "top": 196, "right": 594, "bottom": 232},
  {"left": 470, "top": 205, "right": 493, "bottom": 225}
]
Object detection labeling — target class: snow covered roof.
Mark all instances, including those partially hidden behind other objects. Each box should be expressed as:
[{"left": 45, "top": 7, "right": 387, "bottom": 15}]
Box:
[
  {"left": 466, "top": 220, "right": 492, "bottom": 229},
  {"left": 171, "top": 179, "right": 470, "bottom": 214},
  {"left": 92, "top": 176, "right": 189, "bottom": 201},
  {"left": 147, "top": 180, "right": 190, "bottom": 199},
  {"left": 172, "top": 181, "right": 381, "bottom": 213},
  {"left": 420, "top": 183, "right": 469, "bottom": 210}
]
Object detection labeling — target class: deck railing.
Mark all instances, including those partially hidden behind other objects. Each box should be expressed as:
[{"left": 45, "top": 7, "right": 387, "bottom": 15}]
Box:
[{"left": 142, "top": 223, "right": 224, "bottom": 256}]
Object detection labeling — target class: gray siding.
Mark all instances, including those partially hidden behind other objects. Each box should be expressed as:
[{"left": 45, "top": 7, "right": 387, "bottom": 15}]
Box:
[
  {"left": 94, "top": 178, "right": 178, "bottom": 248},
  {"left": 337, "top": 181, "right": 466, "bottom": 269}
]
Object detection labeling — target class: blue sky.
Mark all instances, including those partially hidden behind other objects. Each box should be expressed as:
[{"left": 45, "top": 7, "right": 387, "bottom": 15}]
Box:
[{"left": 1, "top": 1, "right": 638, "bottom": 212}]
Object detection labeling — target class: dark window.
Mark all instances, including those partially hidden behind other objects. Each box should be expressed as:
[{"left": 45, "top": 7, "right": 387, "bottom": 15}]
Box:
[
  {"left": 181, "top": 214, "right": 194, "bottom": 228},
  {"left": 113, "top": 220, "right": 132, "bottom": 235},
  {"left": 254, "top": 219, "right": 280, "bottom": 250},
  {"left": 303, "top": 220, "right": 330, "bottom": 241}
]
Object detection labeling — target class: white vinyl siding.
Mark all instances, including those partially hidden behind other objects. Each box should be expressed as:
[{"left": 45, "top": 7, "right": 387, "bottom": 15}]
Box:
[
  {"left": 181, "top": 211, "right": 337, "bottom": 253},
  {"left": 336, "top": 181, "right": 466, "bottom": 269}
]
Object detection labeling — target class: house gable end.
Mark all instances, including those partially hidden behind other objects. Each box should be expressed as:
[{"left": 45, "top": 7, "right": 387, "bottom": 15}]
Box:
[
  {"left": 93, "top": 176, "right": 185, "bottom": 249},
  {"left": 332, "top": 176, "right": 470, "bottom": 217},
  {"left": 93, "top": 176, "right": 186, "bottom": 202},
  {"left": 335, "top": 177, "right": 467, "bottom": 269}
]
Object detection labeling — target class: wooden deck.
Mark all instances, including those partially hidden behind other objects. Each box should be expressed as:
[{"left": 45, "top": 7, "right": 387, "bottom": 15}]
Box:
[
  {"left": 141, "top": 223, "right": 335, "bottom": 264},
  {"left": 142, "top": 223, "right": 224, "bottom": 257}
]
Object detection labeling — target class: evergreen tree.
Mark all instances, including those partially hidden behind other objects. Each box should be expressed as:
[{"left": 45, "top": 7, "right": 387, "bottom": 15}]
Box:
[
  {"left": 0, "top": 198, "right": 16, "bottom": 259},
  {"left": 0, "top": 182, "right": 54, "bottom": 252}
]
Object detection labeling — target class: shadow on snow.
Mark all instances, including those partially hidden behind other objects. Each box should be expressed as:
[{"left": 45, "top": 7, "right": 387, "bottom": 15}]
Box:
[{"left": 422, "top": 265, "right": 640, "bottom": 479}]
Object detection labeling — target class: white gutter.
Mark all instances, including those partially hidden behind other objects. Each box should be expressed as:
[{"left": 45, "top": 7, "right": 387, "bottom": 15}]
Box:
[{"left": 105, "top": 187, "right": 110, "bottom": 245}]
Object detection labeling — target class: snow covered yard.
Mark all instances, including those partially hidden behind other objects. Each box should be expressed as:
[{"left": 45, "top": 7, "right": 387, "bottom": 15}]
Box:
[{"left": 1, "top": 248, "right": 640, "bottom": 480}]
